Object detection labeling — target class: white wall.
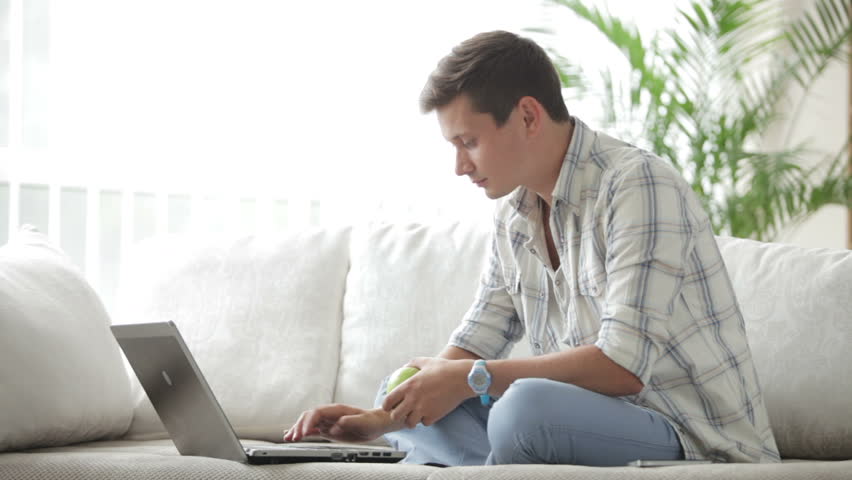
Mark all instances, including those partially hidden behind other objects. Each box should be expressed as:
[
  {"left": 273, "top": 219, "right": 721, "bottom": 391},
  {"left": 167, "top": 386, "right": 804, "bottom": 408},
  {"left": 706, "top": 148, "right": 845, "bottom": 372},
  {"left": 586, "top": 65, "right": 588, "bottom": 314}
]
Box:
[
  {"left": 772, "top": 0, "right": 849, "bottom": 250},
  {"left": 3, "top": 0, "right": 847, "bottom": 249}
]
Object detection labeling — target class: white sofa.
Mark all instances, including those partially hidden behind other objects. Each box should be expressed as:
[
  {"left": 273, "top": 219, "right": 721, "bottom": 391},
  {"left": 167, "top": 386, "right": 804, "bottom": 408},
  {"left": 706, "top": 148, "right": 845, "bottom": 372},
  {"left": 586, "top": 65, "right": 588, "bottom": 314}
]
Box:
[{"left": 1, "top": 220, "right": 851, "bottom": 480}]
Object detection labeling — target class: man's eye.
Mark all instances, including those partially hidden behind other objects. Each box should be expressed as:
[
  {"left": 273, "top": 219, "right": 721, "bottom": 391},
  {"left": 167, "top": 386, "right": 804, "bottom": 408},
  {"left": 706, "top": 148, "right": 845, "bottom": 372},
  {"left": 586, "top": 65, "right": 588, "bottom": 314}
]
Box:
[{"left": 463, "top": 139, "right": 477, "bottom": 148}]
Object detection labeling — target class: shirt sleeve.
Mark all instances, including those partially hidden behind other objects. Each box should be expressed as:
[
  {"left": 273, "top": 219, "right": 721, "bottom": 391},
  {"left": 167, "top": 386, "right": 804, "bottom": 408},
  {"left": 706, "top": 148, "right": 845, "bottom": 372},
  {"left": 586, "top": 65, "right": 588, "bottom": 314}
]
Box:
[
  {"left": 448, "top": 220, "right": 525, "bottom": 360},
  {"left": 594, "top": 158, "right": 697, "bottom": 387}
]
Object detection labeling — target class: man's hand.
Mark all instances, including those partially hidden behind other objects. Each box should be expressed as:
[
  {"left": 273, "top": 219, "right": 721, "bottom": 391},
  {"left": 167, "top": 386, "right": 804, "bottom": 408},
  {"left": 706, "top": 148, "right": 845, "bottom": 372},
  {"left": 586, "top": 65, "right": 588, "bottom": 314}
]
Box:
[
  {"left": 381, "top": 357, "right": 475, "bottom": 429},
  {"left": 282, "top": 404, "right": 393, "bottom": 444}
]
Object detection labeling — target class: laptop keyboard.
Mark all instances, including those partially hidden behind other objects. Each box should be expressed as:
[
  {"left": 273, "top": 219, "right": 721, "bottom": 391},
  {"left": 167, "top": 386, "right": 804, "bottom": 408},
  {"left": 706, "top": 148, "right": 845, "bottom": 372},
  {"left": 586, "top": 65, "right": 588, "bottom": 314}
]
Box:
[{"left": 245, "top": 444, "right": 387, "bottom": 451}]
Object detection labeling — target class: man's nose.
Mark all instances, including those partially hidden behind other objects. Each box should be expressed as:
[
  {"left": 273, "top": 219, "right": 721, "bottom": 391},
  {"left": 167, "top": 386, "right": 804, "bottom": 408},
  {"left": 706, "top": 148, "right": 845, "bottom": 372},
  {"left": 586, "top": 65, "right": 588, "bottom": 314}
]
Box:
[{"left": 455, "top": 150, "right": 472, "bottom": 177}]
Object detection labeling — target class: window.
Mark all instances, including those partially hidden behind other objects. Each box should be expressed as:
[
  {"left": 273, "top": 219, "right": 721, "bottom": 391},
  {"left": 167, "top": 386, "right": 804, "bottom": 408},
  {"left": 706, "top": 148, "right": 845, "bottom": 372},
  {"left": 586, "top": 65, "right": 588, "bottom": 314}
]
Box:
[{"left": 0, "top": 0, "right": 678, "bottom": 312}]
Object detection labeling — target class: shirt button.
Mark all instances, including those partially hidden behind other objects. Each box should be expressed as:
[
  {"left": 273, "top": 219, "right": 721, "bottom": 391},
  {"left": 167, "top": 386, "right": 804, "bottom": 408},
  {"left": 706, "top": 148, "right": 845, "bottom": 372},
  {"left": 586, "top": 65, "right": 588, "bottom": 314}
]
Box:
[
  {"left": 534, "top": 342, "right": 541, "bottom": 350},
  {"left": 530, "top": 248, "right": 537, "bottom": 255},
  {"left": 555, "top": 279, "right": 562, "bottom": 286}
]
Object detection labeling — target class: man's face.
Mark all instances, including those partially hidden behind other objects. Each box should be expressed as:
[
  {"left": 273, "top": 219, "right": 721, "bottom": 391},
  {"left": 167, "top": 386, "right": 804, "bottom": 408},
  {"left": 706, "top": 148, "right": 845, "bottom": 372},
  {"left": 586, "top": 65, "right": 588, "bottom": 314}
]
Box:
[{"left": 436, "top": 94, "right": 527, "bottom": 199}]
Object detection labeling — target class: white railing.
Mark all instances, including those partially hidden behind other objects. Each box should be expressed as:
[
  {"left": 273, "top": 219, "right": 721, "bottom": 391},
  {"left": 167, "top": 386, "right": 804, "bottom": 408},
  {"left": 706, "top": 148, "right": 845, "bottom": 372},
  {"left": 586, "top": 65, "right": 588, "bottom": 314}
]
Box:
[
  {"left": 0, "top": 180, "right": 326, "bottom": 315},
  {"left": 1, "top": 178, "right": 489, "bottom": 316},
  {"left": 2, "top": 0, "right": 501, "bottom": 316}
]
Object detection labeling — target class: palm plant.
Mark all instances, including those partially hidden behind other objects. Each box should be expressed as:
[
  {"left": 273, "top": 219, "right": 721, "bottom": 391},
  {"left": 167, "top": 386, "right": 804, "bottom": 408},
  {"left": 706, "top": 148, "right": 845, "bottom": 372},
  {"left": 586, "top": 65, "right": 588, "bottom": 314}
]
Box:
[{"left": 529, "top": 0, "right": 852, "bottom": 241}]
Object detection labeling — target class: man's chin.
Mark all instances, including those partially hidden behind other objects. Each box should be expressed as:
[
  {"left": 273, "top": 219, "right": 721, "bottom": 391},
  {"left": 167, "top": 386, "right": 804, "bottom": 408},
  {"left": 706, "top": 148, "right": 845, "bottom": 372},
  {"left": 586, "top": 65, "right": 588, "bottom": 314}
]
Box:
[{"left": 484, "top": 188, "right": 511, "bottom": 200}]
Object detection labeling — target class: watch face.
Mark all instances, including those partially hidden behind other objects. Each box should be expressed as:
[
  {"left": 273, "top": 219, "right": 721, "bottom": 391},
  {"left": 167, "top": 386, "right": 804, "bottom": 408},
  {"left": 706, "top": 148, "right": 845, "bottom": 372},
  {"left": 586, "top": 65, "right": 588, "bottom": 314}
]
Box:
[{"left": 470, "top": 372, "right": 488, "bottom": 388}]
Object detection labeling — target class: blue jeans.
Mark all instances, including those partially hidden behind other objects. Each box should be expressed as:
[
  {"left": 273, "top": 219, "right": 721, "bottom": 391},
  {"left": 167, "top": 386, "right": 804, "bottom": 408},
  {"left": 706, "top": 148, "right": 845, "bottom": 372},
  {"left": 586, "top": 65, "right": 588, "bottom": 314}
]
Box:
[{"left": 374, "top": 377, "right": 684, "bottom": 466}]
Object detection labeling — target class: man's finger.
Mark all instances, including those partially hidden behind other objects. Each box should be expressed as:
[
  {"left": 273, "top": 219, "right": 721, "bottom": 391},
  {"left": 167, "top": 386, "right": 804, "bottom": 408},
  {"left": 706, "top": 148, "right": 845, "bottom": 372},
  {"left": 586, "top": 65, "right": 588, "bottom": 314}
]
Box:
[
  {"left": 406, "top": 357, "right": 428, "bottom": 370},
  {"left": 389, "top": 399, "right": 414, "bottom": 423},
  {"left": 406, "top": 414, "right": 422, "bottom": 430},
  {"left": 290, "top": 419, "right": 306, "bottom": 441},
  {"left": 382, "top": 390, "right": 403, "bottom": 412},
  {"left": 285, "top": 411, "right": 308, "bottom": 441},
  {"left": 301, "top": 405, "right": 354, "bottom": 438},
  {"left": 301, "top": 410, "right": 325, "bottom": 438}
]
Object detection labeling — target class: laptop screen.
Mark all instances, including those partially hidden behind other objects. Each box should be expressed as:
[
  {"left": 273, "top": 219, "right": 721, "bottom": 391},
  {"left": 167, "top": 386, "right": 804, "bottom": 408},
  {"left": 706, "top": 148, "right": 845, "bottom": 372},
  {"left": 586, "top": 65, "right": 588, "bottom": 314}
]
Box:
[{"left": 112, "top": 322, "right": 247, "bottom": 462}]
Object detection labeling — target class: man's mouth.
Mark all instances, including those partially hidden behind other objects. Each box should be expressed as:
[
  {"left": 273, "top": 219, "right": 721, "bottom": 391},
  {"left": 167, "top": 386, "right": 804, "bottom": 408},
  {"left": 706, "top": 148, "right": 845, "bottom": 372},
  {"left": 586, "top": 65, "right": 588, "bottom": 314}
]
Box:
[{"left": 472, "top": 178, "right": 487, "bottom": 187}]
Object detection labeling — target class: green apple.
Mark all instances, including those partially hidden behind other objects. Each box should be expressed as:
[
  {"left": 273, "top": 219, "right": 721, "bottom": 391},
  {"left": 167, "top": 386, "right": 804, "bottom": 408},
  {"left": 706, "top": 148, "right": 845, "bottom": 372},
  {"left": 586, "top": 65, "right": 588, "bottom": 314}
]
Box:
[{"left": 386, "top": 366, "right": 420, "bottom": 394}]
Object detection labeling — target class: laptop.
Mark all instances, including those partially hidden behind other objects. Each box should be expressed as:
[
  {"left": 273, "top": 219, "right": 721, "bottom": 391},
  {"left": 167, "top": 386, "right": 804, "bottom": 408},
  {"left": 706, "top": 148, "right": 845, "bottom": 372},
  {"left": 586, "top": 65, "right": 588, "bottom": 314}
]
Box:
[{"left": 111, "top": 321, "right": 406, "bottom": 464}]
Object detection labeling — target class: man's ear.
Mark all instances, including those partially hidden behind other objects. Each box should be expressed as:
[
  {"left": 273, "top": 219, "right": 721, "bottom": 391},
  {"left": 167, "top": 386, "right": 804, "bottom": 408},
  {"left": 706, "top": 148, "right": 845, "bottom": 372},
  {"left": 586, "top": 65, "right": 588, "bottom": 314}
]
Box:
[{"left": 518, "top": 96, "right": 541, "bottom": 135}]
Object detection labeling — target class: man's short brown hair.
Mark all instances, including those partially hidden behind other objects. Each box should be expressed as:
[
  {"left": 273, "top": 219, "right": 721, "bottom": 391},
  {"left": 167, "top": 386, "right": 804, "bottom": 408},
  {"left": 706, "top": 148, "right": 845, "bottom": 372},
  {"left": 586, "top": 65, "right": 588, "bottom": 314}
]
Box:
[{"left": 419, "top": 30, "right": 570, "bottom": 127}]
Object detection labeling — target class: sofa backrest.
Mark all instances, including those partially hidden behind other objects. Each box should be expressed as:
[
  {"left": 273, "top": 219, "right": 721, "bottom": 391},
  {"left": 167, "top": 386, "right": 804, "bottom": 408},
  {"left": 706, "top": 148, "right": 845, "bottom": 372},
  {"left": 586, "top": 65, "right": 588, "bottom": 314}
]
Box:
[
  {"left": 329, "top": 226, "right": 852, "bottom": 459},
  {"left": 114, "top": 221, "right": 528, "bottom": 445},
  {"left": 332, "top": 221, "right": 532, "bottom": 414},
  {"left": 114, "top": 223, "right": 851, "bottom": 460},
  {"left": 715, "top": 236, "right": 852, "bottom": 460}
]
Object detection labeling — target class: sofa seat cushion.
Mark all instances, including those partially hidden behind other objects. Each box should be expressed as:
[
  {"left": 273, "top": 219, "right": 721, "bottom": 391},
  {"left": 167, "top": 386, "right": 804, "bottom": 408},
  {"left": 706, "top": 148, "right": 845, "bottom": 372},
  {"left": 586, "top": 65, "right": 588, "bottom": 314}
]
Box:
[
  {"left": 0, "top": 440, "right": 437, "bottom": 480},
  {"left": 427, "top": 461, "right": 852, "bottom": 480},
  {"left": 115, "top": 229, "right": 352, "bottom": 443}
]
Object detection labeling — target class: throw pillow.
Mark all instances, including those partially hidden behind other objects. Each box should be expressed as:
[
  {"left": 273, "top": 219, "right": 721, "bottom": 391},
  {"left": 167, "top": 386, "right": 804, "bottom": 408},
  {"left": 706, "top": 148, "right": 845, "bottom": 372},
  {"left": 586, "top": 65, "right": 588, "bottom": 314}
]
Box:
[
  {"left": 0, "top": 225, "right": 133, "bottom": 452},
  {"left": 717, "top": 235, "right": 852, "bottom": 459},
  {"left": 115, "top": 228, "right": 351, "bottom": 443}
]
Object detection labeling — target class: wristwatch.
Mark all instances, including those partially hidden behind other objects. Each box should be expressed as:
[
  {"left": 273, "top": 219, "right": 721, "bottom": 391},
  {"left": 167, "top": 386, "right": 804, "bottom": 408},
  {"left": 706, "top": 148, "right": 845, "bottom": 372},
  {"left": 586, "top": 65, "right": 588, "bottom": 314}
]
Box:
[{"left": 467, "top": 359, "right": 493, "bottom": 406}]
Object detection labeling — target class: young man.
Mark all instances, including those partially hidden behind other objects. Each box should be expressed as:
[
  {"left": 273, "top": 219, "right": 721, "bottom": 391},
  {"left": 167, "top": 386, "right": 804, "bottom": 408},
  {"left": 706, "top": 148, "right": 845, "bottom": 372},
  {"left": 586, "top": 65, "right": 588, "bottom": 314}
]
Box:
[{"left": 283, "top": 30, "right": 780, "bottom": 466}]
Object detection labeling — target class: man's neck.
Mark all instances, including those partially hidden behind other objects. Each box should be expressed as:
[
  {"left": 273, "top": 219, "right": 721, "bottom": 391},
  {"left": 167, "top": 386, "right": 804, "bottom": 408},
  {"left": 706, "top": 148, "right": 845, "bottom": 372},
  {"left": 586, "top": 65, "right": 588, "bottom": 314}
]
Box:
[{"left": 528, "top": 119, "right": 574, "bottom": 207}]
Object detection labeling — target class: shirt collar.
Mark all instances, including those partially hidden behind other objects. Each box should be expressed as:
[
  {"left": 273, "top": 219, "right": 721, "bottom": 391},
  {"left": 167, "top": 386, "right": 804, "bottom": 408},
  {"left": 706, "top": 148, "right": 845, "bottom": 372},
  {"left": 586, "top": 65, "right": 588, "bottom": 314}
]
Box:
[{"left": 508, "top": 116, "right": 594, "bottom": 218}]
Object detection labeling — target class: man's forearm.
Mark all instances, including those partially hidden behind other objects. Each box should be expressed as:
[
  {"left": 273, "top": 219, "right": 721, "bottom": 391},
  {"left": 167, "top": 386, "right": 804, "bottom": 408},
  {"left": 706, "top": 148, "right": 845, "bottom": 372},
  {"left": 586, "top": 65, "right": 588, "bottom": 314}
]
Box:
[
  {"left": 437, "top": 345, "right": 482, "bottom": 361},
  {"left": 380, "top": 342, "right": 643, "bottom": 432},
  {"left": 486, "top": 345, "right": 644, "bottom": 397},
  {"left": 437, "top": 344, "right": 641, "bottom": 398}
]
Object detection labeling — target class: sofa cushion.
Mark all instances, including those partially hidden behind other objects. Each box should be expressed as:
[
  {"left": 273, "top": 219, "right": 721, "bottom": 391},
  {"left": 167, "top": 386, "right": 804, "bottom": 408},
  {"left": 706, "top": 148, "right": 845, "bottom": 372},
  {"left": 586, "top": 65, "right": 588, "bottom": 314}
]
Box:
[
  {"left": 0, "top": 226, "right": 133, "bottom": 453},
  {"left": 0, "top": 439, "right": 438, "bottom": 480},
  {"left": 5, "top": 442, "right": 852, "bottom": 480},
  {"left": 716, "top": 236, "right": 852, "bottom": 460},
  {"left": 426, "top": 461, "right": 852, "bottom": 480},
  {"left": 334, "top": 221, "right": 532, "bottom": 412},
  {"left": 115, "top": 229, "right": 351, "bottom": 443}
]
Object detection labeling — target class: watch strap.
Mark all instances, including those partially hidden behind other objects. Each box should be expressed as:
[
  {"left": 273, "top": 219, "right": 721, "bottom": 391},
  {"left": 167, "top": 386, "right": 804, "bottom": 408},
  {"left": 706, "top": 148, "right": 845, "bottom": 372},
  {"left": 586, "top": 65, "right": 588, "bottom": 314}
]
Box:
[{"left": 469, "top": 359, "right": 492, "bottom": 406}]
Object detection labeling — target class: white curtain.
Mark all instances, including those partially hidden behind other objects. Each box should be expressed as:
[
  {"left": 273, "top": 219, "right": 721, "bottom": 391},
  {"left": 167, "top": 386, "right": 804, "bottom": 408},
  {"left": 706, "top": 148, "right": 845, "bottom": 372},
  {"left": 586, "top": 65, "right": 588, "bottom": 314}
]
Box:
[
  {"left": 0, "top": 0, "right": 688, "bottom": 313},
  {"left": 3, "top": 0, "right": 680, "bottom": 221}
]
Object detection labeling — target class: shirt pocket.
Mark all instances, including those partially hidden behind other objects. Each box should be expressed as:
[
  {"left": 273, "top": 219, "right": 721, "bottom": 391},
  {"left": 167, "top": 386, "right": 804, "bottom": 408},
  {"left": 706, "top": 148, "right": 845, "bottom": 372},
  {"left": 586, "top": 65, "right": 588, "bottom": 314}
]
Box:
[
  {"left": 502, "top": 266, "right": 520, "bottom": 294},
  {"left": 577, "top": 275, "right": 604, "bottom": 298},
  {"left": 502, "top": 266, "right": 525, "bottom": 326},
  {"left": 566, "top": 242, "right": 606, "bottom": 347}
]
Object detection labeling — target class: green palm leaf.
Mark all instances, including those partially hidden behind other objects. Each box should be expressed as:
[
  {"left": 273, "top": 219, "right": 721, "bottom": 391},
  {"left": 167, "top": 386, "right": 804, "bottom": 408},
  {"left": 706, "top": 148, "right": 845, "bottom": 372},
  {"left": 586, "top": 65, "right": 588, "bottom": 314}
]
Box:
[{"left": 531, "top": 0, "right": 851, "bottom": 240}]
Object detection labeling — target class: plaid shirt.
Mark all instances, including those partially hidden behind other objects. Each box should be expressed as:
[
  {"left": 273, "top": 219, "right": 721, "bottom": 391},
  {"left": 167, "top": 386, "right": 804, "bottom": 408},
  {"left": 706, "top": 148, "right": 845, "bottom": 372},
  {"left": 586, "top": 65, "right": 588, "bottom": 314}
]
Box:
[{"left": 448, "top": 117, "right": 780, "bottom": 463}]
